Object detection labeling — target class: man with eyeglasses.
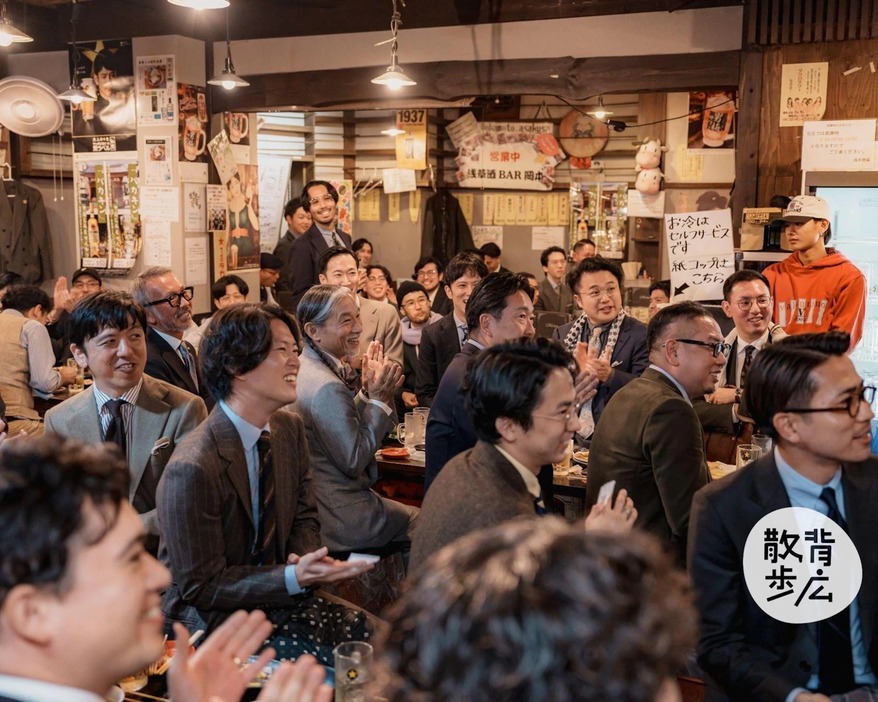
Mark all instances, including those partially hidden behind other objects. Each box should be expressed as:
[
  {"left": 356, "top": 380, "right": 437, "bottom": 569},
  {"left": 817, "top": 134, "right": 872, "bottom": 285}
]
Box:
[
  {"left": 689, "top": 330, "right": 878, "bottom": 702},
  {"left": 764, "top": 195, "right": 866, "bottom": 349},
  {"left": 413, "top": 256, "right": 452, "bottom": 316},
  {"left": 412, "top": 338, "right": 634, "bottom": 572},
  {"left": 132, "top": 266, "right": 214, "bottom": 409},
  {"left": 45, "top": 267, "right": 103, "bottom": 364},
  {"left": 317, "top": 247, "right": 402, "bottom": 366},
  {"left": 553, "top": 257, "right": 649, "bottom": 438},
  {"left": 586, "top": 301, "right": 719, "bottom": 565},
  {"left": 286, "top": 180, "right": 353, "bottom": 310},
  {"left": 395, "top": 280, "right": 441, "bottom": 415},
  {"left": 696, "top": 270, "right": 787, "bottom": 436}
]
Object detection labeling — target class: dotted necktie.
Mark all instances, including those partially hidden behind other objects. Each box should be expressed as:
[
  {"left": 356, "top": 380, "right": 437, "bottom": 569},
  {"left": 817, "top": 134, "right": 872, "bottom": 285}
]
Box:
[
  {"left": 255, "top": 431, "right": 278, "bottom": 566},
  {"left": 817, "top": 486, "right": 855, "bottom": 695},
  {"left": 104, "top": 398, "right": 127, "bottom": 456}
]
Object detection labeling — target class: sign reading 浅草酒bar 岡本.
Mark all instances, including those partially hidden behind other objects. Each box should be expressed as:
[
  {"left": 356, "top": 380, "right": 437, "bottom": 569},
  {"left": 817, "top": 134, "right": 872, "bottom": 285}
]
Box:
[
  {"left": 665, "top": 208, "right": 735, "bottom": 302},
  {"left": 449, "top": 119, "right": 566, "bottom": 192}
]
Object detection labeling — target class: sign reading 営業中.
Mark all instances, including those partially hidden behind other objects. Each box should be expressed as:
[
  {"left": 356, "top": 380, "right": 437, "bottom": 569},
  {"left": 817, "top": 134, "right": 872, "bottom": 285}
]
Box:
[
  {"left": 450, "top": 120, "right": 567, "bottom": 192},
  {"left": 664, "top": 208, "right": 734, "bottom": 301}
]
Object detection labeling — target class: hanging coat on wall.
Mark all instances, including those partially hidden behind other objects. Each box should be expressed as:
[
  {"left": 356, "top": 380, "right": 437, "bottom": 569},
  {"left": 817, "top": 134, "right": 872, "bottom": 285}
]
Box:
[
  {"left": 420, "top": 190, "right": 474, "bottom": 266},
  {"left": 0, "top": 179, "right": 53, "bottom": 285}
]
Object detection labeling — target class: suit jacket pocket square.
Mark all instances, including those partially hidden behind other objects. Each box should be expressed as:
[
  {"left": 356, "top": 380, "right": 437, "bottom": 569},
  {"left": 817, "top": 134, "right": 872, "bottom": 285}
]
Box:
[{"left": 151, "top": 437, "right": 172, "bottom": 455}]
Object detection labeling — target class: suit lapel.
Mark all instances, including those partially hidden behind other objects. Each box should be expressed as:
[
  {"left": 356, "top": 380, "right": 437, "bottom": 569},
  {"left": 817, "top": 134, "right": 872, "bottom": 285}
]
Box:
[
  {"left": 151, "top": 329, "right": 197, "bottom": 394},
  {"left": 62, "top": 387, "right": 105, "bottom": 445},
  {"left": 360, "top": 298, "right": 379, "bottom": 341},
  {"left": 128, "top": 377, "right": 170, "bottom": 503},
  {"left": 211, "top": 409, "right": 255, "bottom": 528},
  {"left": 842, "top": 463, "right": 878, "bottom": 658}
]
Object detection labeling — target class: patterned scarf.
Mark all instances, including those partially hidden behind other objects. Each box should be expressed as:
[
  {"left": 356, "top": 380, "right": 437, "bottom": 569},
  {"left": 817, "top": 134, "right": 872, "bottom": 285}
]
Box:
[
  {"left": 563, "top": 309, "right": 626, "bottom": 439},
  {"left": 306, "top": 338, "right": 360, "bottom": 393}
]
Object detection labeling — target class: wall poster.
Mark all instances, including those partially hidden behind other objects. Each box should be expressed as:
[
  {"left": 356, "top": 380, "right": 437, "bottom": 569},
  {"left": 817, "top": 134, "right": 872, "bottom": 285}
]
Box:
[
  {"left": 225, "top": 163, "right": 260, "bottom": 270},
  {"left": 687, "top": 91, "right": 737, "bottom": 150},
  {"left": 74, "top": 152, "right": 141, "bottom": 271},
  {"left": 69, "top": 40, "right": 137, "bottom": 153}
]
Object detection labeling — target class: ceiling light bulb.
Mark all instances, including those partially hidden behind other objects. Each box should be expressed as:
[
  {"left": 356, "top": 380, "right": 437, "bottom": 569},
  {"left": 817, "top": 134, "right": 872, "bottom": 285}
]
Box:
[
  {"left": 168, "top": 0, "right": 229, "bottom": 8},
  {"left": 381, "top": 127, "right": 406, "bottom": 136},
  {"left": 592, "top": 109, "right": 607, "bottom": 119},
  {"left": 0, "top": 33, "right": 12, "bottom": 47},
  {"left": 221, "top": 79, "right": 236, "bottom": 90}
]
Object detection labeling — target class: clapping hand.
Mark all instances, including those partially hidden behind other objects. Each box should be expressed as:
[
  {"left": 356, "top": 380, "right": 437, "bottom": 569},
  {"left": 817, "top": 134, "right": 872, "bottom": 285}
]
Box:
[{"left": 362, "top": 341, "right": 403, "bottom": 406}]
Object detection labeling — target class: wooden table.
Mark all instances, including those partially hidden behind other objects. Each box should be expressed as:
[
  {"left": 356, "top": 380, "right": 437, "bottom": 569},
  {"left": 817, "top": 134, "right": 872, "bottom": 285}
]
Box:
[{"left": 375, "top": 451, "right": 587, "bottom": 517}]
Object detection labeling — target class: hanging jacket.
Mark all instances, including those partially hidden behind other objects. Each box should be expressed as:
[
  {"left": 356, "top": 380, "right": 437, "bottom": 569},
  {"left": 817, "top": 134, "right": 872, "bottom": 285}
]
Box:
[
  {"left": 0, "top": 178, "right": 53, "bottom": 284},
  {"left": 420, "top": 190, "right": 474, "bottom": 265},
  {"left": 763, "top": 248, "right": 865, "bottom": 349}
]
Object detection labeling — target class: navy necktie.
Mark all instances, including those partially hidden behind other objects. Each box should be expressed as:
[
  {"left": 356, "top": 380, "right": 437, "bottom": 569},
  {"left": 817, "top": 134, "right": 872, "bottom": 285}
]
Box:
[{"left": 817, "top": 486, "right": 855, "bottom": 695}]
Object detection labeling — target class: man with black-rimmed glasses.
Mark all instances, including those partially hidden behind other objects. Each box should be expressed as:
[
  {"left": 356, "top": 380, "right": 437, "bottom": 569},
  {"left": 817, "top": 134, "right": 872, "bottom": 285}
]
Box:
[
  {"left": 587, "top": 300, "right": 722, "bottom": 565},
  {"left": 132, "top": 266, "right": 213, "bottom": 409},
  {"left": 690, "top": 331, "right": 878, "bottom": 702}
]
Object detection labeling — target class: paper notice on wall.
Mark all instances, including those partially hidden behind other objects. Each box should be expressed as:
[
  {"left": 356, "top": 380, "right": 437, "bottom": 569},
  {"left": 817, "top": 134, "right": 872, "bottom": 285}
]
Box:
[
  {"left": 627, "top": 190, "right": 666, "bottom": 218},
  {"left": 546, "top": 193, "right": 561, "bottom": 225},
  {"left": 358, "top": 190, "right": 381, "bottom": 221},
  {"left": 207, "top": 130, "right": 238, "bottom": 185},
  {"left": 184, "top": 236, "right": 208, "bottom": 286},
  {"left": 458, "top": 193, "right": 474, "bottom": 225},
  {"left": 472, "top": 225, "right": 503, "bottom": 249},
  {"left": 136, "top": 55, "right": 176, "bottom": 125},
  {"left": 483, "top": 194, "right": 496, "bottom": 225},
  {"left": 383, "top": 168, "right": 417, "bottom": 194},
  {"left": 677, "top": 149, "right": 704, "bottom": 182},
  {"left": 258, "top": 155, "right": 293, "bottom": 251},
  {"left": 801, "top": 119, "right": 877, "bottom": 171},
  {"left": 143, "top": 219, "right": 172, "bottom": 266},
  {"left": 144, "top": 137, "right": 173, "bottom": 185},
  {"left": 531, "top": 226, "right": 566, "bottom": 250},
  {"left": 445, "top": 112, "right": 479, "bottom": 149},
  {"left": 183, "top": 182, "right": 206, "bottom": 232},
  {"left": 779, "top": 62, "right": 828, "bottom": 127},
  {"left": 408, "top": 190, "right": 421, "bottom": 223},
  {"left": 207, "top": 184, "right": 227, "bottom": 231},
  {"left": 140, "top": 186, "right": 179, "bottom": 221},
  {"left": 388, "top": 192, "right": 400, "bottom": 222},
  {"left": 664, "top": 209, "right": 735, "bottom": 301},
  {"left": 514, "top": 195, "right": 528, "bottom": 225}
]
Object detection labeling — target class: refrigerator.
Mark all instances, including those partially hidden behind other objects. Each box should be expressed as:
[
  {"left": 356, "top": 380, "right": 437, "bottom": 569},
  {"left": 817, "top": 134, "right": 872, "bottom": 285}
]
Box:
[{"left": 804, "top": 171, "right": 878, "bottom": 433}]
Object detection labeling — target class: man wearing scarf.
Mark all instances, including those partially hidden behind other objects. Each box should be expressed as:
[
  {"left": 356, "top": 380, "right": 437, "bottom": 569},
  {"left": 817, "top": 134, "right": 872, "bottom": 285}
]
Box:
[
  {"left": 396, "top": 280, "right": 441, "bottom": 414},
  {"left": 553, "top": 257, "right": 649, "bottom": 439}
]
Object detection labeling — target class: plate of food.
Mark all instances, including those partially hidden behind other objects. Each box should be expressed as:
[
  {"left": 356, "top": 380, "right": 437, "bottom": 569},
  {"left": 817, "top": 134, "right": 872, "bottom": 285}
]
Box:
[
  {"left": 378, "top": 447, "right": 410, "bottom": 459},
  {"left": 573, "top": 450, "right": 589, "bottom": 465}
]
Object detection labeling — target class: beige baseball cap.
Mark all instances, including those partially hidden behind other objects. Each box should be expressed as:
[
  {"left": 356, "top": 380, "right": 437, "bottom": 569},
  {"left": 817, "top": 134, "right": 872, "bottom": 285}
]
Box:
[{"left": 774, "top": 195, "right": 831, "bottom": 224}]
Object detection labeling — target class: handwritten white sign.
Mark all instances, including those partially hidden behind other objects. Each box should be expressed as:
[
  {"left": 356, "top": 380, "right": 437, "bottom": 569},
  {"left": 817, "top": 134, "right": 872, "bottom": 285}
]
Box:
[{"left": 664, "top": 208, "right": 735, "bottom": 301}]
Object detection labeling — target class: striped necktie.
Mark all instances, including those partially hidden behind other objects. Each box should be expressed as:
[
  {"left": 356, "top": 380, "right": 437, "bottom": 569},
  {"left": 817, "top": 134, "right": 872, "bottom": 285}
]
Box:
[
  {"left": 178, "top": 341, "right": 199, "bottom": 391},
  {"left": 255, "top": 431, "right": 278, "bottom": 566}
]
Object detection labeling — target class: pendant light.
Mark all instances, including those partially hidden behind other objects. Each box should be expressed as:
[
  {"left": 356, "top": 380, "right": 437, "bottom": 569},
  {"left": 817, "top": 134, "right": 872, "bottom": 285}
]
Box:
[
  {"left": 587, "top": 96, "right": 613, "bottom": 120},
  {"left": 208, "top": 5, "right": 249, "bottom": 90},
  {"left": 168, "top": 0, "right": 229, "bottom": 9},
  {"left": 57, "top": 1, "right": 96, "bottom": 104},
  {"left": 371, "top": 0, "right": 416, "bottom": 90},
  {"left": 0, "top": 1, "right": 32, "bottom": 46}
]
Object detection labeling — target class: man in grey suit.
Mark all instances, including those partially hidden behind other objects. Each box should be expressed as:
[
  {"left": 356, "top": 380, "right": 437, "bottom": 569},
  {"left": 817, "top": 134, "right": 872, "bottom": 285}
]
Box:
[
  {"left": 412, "top": 339, "right": 635, "bottom": 572},
  {"left": 158, "top": 303, "right": 371, "bottom": 664},
  {"left": 587, "top": 301, "right": 722, "bottom": 564},
  {"left": 690, "top": 331, "right": 878, "bottom": 701},
  {"left": 44, "top": 291, "right": 207, "bottom": 552},
  {"left": 318, "top": 246, "right": 403, "bottom": 366},
  {"left": 293, "top": 285, "right": 417, "bottom": 554}
]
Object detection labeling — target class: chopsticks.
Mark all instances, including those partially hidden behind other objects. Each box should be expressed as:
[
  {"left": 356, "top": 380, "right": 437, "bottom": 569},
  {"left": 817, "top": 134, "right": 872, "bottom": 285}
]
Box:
[
  {"left": 125, "top": 691, "right": 169, "bottom": 702},
  {"left": 154, "top": 629, "right": 204, "bottom": 676}
]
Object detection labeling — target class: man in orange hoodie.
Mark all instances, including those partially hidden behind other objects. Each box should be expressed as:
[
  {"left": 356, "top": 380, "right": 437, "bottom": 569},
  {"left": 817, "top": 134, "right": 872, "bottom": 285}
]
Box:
[{"left": 764, "top": 195, "right": 866, "bottom": 349}]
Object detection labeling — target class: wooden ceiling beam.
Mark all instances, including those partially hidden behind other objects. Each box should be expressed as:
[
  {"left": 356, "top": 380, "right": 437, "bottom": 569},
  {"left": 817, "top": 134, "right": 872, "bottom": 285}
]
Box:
[{"left": 212, "top": 52, "right": 741, "bottom": 113}]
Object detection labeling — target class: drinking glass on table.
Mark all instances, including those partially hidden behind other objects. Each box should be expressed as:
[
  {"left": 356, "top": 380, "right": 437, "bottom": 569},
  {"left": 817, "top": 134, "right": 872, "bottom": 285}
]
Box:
[
  {"left": 334, "top": 641, "right": 372, "bottom": 702},
  {"left": 66, "top": 358, "right": 84, "bottom": 391},
  {"left": 751, "top": 432, "right": 772, "bottom": 455},
  {"left": 736, "top": 443, "right": 763, "bottom": 470},
  {"left": 412, "top": 407, "right": 429, "bottom": 449},
  {"left": 397, "top": 412, "right": 419, "bottom": 452}
]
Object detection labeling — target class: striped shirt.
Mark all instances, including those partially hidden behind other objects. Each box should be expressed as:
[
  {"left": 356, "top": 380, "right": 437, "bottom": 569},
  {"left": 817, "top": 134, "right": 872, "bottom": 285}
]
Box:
[{"left": 92, "top": 378, "right": 143, "bottom": 462}]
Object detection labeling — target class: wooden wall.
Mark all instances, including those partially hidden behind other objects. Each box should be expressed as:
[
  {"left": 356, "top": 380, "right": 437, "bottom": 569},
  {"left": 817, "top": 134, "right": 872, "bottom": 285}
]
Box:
[{"left": 755, "top": 36, "right": 878, "bottom": 206}]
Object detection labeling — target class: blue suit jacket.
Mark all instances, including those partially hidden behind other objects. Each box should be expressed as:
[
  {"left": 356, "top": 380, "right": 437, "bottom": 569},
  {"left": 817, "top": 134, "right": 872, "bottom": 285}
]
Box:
[{"left": 553, "top": 315, "right": 649, "bottom": 427}]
